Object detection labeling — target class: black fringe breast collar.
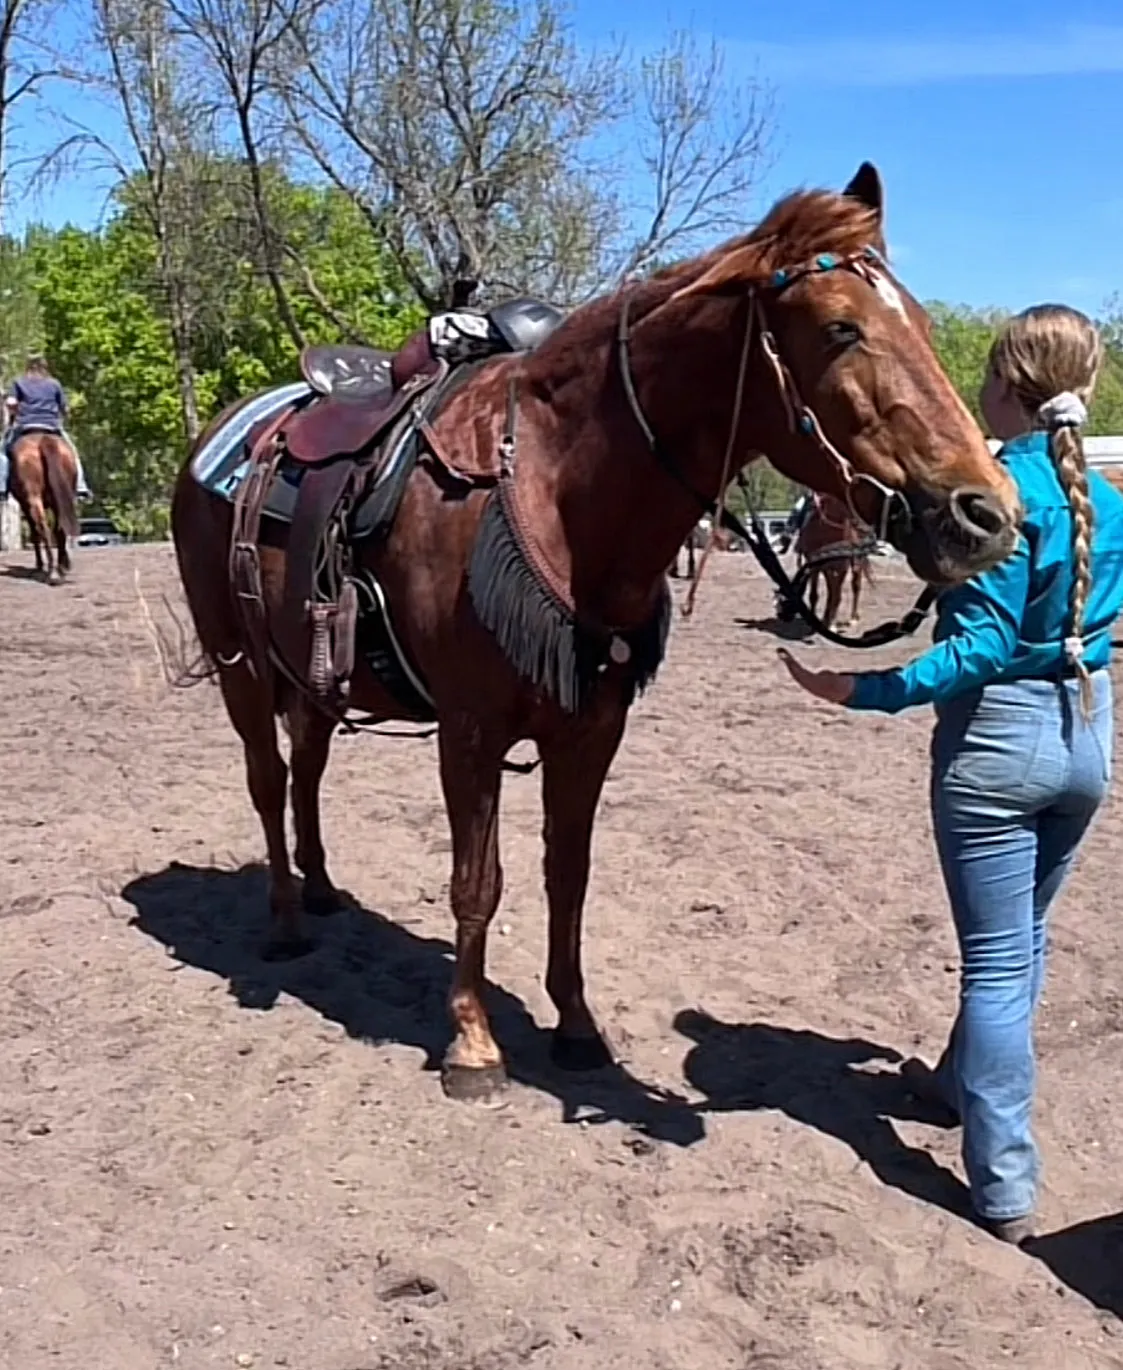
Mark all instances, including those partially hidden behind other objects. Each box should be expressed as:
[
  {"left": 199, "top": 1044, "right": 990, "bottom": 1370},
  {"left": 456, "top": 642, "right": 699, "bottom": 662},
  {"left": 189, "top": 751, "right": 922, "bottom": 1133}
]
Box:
[{"left": 466, "top": 378, "right": 671, "bottom": 715}]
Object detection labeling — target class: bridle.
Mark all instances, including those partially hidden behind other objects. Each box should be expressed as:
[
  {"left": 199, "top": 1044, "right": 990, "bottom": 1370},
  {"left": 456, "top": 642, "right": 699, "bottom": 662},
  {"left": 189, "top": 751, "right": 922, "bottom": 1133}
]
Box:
[
  {"left": 752, "top": 248, "right": 916, "bottom": 544},
  {"left": 615, "top": 246, "right": 936, "bottom": 650},
  {"left": 809, "top": 490, "right": 852, "bottom": 534}
]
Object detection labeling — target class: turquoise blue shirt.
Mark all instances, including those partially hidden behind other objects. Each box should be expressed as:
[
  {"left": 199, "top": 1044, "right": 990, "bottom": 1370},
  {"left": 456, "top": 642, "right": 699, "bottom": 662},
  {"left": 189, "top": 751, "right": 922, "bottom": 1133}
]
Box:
[{"left": 848, "top": 431, "right": 1123, "bottom": 714}]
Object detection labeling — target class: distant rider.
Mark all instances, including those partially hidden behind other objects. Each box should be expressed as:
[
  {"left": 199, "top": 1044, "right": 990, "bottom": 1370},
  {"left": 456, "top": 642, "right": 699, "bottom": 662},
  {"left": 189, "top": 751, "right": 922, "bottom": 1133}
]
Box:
[{"left": 0, "top": 355, "right": 92, "bottom": 501}]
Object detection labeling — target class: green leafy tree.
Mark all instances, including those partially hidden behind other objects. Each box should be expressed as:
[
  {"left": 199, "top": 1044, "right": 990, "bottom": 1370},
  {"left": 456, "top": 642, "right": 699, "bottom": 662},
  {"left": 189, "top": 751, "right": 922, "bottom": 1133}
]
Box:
[
  {"left": 926, "top": 303, "right": 1007, "bottom": 424},
  {"left": 1092, "top": 297, "right": 1123, "bottom": 434},
  {"left": 927, "top": 299, "right": 1123, "bottom": 436},
  {"left": 28, "top": 168, "right": 423, "bottom": 537},
  {"left": 0, "top": 231, "right": 43, "bottom": 371},
  {"left": 30, "top": 219, "right": 188, "bottom": 537}
]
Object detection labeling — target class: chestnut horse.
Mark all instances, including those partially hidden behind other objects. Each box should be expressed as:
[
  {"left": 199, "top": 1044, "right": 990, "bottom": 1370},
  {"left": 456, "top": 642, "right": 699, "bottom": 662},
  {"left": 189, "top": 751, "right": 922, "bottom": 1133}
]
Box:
[
  {"left": 794, "top": 492, "right": 875, "bottom": 630},
  {"left": 170, "top": 162, "right": 1020, "bottom": 1104},
  {"left": 670, "top": 519, "right": 733, "bottom": 579},
  {"left": 8, "top": 430, "right": 79, "bottom": 583}
]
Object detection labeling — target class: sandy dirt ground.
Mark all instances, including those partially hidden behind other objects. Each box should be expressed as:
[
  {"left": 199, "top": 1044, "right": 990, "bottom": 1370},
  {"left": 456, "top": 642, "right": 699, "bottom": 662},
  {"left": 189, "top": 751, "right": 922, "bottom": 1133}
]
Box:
[{"left": 1, "top": 542, "right": 1122, "bottom": 1370}]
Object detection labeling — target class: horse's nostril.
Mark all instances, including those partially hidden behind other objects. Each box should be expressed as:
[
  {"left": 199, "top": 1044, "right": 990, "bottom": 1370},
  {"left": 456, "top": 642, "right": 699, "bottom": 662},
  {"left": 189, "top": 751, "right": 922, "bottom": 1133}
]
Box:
[{"left": 950, "top": 487, "right": 1008, "bottom": 539}]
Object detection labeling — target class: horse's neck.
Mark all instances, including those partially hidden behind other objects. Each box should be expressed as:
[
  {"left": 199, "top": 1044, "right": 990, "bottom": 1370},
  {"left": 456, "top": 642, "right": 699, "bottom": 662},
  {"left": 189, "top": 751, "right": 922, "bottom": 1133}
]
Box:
[{"left": 533, "top": 301, "right": 760, "bottom": 613}]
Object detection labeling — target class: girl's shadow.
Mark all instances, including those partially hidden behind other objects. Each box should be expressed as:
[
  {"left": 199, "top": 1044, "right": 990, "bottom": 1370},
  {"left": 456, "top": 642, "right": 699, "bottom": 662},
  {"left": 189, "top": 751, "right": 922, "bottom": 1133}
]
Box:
[{"left": 674, "top": 1007, "right": 973, "bottom": 1221}]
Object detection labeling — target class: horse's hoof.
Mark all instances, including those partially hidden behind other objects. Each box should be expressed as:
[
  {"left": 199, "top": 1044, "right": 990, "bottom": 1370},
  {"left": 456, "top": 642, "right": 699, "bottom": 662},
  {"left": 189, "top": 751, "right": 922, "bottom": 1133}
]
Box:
[
  {"left": 551, "top": 1030, "right": 614, "bottom": 1073},
  {"left": 302, "top": 885, "right": 346, "bottom": 918},
  {"left": 441, "top": 1061, "right": 509, "bottom": 1107},
  {"left": 262, "top": 934, "right": 315, "bottom": 962}
]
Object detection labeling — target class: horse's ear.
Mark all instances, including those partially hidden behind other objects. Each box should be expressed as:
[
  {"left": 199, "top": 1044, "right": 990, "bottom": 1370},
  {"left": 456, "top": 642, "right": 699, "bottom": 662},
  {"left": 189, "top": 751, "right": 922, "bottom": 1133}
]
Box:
[{"left": 843, "top": 162, "right": 884, "bottom": 223}]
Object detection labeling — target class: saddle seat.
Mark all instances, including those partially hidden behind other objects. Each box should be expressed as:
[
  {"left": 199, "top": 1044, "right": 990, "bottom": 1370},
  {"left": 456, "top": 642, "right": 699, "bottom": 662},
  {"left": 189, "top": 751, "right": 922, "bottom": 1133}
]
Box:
[
  {"left": 286, "top": 331, "right": 441, "bottom": 466},
  {"left": 300, "top": 343, "right": 394, "bottom": 402}
]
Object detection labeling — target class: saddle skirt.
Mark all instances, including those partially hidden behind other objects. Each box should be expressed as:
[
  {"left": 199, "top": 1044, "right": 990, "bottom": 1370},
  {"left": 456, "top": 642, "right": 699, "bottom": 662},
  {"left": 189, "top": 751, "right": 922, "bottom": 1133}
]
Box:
[{"left": 189, "top": 356, "right": 505, "bottom": 726}]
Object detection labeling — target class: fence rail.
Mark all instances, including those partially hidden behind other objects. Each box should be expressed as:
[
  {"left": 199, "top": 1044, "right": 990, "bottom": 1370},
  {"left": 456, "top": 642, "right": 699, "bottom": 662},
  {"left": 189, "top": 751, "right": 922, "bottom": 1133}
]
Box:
[
  {"left": 1, "top": 497, "right": 19, "bottom": 551},
  {"left": 987, "top": 436, "right": 1123, "bottom": 468}
]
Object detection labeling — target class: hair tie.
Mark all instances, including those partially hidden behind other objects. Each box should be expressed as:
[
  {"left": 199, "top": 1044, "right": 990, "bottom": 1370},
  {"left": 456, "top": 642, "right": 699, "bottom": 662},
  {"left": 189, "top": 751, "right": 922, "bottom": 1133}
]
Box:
[
  {"left": 1064, "top": 634, "right": 1085, "bottom": 666},
  {"left": 1037, "top": 392, "right": 1088, "bottom": 431}
]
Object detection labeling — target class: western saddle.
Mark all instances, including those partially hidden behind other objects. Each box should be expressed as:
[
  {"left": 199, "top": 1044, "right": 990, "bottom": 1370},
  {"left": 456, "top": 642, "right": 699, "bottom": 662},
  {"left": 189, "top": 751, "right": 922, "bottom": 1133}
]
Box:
[{"left": 228, "top": 295, "right": 565, "bottom": 724}]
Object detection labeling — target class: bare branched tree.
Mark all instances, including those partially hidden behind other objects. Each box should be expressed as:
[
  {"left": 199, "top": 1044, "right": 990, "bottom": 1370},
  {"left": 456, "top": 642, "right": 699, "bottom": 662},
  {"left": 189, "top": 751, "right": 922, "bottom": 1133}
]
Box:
[
  {"left": 0, "top": 0, "right": 63, "bottom": 235},
  {"left": 282, "top": 0, "right": 623, "bottom": 308},
  {"left": 74, "top": 0, "right": 221, "bottom": 440},
  {"left": 281, "top": 1, "right": 774, "bottom": 308},
  {"left": 162, "top": 0, "right": 319, "bottom": 348},
  {"left": 621, "top": 31, "right": 775, "bottom": 278}
]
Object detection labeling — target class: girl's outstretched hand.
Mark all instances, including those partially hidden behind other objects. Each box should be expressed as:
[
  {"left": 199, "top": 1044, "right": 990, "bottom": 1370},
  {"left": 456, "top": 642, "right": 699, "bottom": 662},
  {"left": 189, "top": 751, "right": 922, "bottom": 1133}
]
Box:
[{"left": 777, "top": 647, "right": 855, "bottom": 705}]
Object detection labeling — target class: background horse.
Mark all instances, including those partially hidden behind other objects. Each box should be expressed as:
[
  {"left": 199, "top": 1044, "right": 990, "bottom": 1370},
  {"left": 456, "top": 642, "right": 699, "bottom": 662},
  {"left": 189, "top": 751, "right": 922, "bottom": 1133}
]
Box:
[
  {"left": 669, "top": 519, "right": 733, "bottom": 579},
  {"left": 793, "top": 492, "right": 875, "bottom": 630},
  {"left": 9, "top": 430, "right": 79, "bottom": 584},
  {"left": 170, "top": 162, "right": 1019, "bottom": 1107}
]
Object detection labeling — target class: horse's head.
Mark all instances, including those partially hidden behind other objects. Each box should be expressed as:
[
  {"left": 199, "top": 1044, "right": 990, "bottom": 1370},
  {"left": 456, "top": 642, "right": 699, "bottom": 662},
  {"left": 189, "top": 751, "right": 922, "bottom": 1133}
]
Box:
[{"left": 674, "top": 162, "right": 1022, "bottom": 587}]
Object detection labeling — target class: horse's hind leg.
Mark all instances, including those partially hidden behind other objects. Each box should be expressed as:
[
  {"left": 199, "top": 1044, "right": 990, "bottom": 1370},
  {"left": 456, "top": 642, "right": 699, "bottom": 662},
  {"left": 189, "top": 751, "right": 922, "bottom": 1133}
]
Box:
[
  {"left": 25, "top": 498, "right": 55, "bottom": 582},
  {"left": 540, "top": 708, "right": 626, "bottom": 1071},
  {"left": 27, "top": 521, "right": 43, "bottom": 575},
  {"left": 850, "top": 561, "right": 863, "bottom": 625},
  {"left": 438, "top": 722, "right": 507, "bottom": 1104},
  {"left": 288, "top": 699, "right": 345, "bottom": 917},
  {"left": 55, "top": 523, "right": 71, "bottom": 578},
  {"left": 219, "top": 664, "right": 307, "bottom": 959}
]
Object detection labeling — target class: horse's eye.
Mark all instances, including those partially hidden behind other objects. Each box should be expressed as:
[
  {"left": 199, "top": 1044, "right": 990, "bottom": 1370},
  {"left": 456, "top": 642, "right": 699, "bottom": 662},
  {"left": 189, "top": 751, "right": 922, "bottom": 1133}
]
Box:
[{"left": 823, "top": 320, "right": 863, "bottom": 350}]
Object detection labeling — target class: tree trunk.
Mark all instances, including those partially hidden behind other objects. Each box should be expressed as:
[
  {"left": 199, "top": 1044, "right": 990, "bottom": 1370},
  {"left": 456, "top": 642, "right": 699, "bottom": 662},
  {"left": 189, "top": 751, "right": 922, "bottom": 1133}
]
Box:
[
  {"left": 237, "top": 103, "right": 306, "bottom": 352},
  {"left": 168, "top": 288, "right": 201, "bottom": 442}
]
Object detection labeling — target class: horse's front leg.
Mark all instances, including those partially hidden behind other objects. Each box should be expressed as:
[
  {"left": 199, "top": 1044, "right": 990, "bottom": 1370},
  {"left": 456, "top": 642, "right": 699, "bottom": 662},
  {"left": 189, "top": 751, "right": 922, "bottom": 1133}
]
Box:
[
  {"left": 825, "top": 567, "right": 844, "bottom": 628},
  {"left": 438, "top": 718, "right": 508, "bottom": 1104},
  {"left": 540, "top": 703, "right": 627, "bottom": 1071},
  {"left": 806, "top": 565, "right": 819, "bottom": 620}
]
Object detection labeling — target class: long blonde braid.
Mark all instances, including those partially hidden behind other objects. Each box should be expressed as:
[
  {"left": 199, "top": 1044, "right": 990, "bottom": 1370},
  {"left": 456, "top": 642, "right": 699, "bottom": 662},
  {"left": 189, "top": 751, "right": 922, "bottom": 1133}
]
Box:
[
  {"left": 987, "top": 305, "right": 1103, "bottom": 719},
  {"left": 1051, "top": 423, "right": 1096, "bottom": 716}
]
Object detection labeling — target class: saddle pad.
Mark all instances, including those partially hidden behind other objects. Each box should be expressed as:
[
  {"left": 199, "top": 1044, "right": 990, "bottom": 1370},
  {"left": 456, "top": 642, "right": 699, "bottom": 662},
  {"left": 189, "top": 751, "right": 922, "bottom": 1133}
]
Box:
[
  {"left": 190, "top": 382, "right": 311, "bottom": 502},
  {"left": 190, "top": 380, "right": 416, "bottom": 530}
]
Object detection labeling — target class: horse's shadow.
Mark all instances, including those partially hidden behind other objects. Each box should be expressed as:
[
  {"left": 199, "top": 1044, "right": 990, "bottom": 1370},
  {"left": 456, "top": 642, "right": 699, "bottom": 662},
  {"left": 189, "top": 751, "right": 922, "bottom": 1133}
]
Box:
[
  {"left": 1, "top": 563, "right": 47, "bottom": 582},
  {"left": 673, "top": 1007, "right": 974, "bottom": 1221},
  {"left": 735, "top": 614, "right": 816, "bottom": 642},
  {"left": 122, "top": 862, "right": 703, "bottom": 1146}
]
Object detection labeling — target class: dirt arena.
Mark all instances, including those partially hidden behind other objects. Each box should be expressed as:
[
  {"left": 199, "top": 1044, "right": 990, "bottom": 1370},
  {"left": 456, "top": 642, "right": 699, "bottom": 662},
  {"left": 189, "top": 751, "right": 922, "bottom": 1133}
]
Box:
[{"left": 2, "top": 542, "right": 1122, "bottom": 1370}]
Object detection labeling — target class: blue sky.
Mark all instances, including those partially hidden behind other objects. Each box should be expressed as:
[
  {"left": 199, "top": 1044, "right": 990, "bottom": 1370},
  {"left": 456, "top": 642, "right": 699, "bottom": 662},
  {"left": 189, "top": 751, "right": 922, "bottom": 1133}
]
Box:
[{"left": 21, "top": 0, "right": 1123, "bottom": 316}]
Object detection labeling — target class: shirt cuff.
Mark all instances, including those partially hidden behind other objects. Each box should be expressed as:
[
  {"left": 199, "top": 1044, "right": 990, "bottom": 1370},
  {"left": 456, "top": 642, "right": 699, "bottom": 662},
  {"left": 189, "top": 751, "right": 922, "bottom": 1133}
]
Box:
[{"left": 846, "top": 671, "right": 896, "bottom": 712}]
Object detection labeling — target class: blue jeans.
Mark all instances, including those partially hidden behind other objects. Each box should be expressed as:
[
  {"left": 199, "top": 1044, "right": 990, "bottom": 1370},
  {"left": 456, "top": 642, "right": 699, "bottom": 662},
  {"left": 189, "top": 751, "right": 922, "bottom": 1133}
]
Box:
[{"left": 928, "top": 672, "right": 1113, "bottom": 1220}]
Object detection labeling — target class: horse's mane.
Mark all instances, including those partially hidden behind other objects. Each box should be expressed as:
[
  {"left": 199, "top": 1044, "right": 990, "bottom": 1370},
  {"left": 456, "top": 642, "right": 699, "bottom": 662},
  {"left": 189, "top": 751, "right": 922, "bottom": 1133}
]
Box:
[
  {"left": 531, "top": 189, "right": 886, "bottom": 368},
  {"left": 675, "top": 189, "right": 885, "bottom": 286}
]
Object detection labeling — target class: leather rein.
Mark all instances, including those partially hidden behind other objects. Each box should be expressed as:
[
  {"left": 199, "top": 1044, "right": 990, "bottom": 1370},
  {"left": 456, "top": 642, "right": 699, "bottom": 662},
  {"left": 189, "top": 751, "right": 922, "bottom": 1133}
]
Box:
[{"left": 616, "top": 247, "right": 936, "bottom": 650}]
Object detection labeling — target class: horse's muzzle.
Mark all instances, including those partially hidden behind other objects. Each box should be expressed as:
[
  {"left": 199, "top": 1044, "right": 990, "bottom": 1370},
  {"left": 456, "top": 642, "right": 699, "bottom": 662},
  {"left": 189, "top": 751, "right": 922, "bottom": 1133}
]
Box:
[{"left": 893, "top": 483, "right": 1022, "bottom": 586}]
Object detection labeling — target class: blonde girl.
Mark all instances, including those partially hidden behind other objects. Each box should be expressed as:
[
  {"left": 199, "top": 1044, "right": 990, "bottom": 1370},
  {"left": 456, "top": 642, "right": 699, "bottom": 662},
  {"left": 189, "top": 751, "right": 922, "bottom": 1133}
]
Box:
[{"left": 780, "top": 305, "right": 1123, "bottom": 1243}]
